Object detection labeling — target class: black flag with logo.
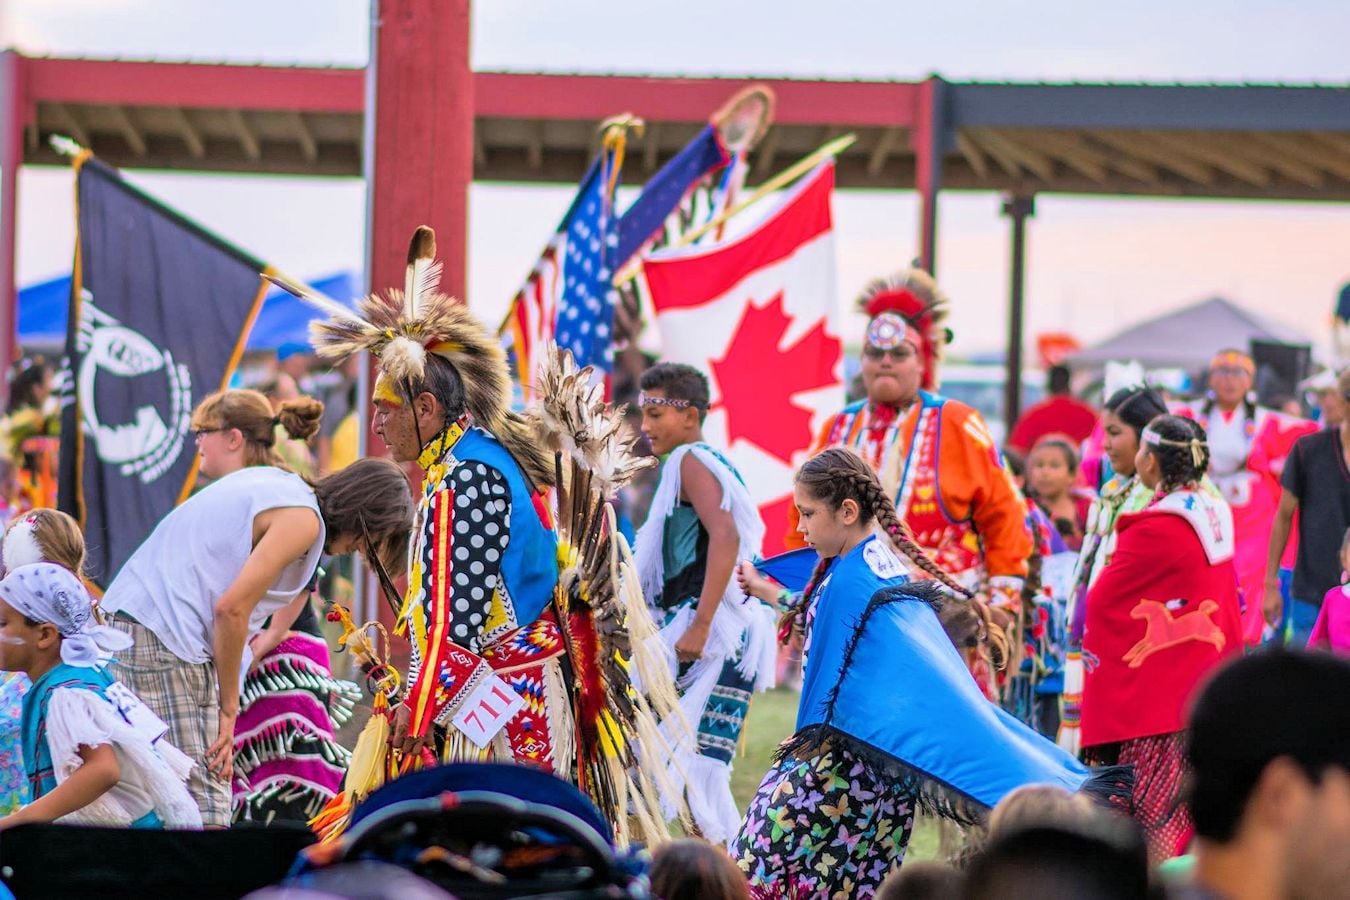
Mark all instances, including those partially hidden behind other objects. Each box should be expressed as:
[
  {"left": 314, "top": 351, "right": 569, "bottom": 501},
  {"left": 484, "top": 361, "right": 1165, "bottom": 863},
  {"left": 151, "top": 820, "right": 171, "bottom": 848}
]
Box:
[{"left": 58, "top": 155, "right": 267, "bottom": 588}]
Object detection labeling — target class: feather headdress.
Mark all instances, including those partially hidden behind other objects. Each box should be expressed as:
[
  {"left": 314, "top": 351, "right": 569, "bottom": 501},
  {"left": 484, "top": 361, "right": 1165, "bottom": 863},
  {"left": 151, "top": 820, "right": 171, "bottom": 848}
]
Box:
[
  {"left": 856, "top": 267, "right": 953, "bottom": 391},
  {"left": 270, "top": 226, "right": 553, "bottom": 487}
]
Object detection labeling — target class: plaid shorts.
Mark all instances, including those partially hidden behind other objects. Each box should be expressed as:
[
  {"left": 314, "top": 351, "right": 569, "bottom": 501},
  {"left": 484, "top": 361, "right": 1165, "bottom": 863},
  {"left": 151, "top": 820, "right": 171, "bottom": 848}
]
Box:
[{"left": 109, "top": 619, "right": 230, "bottom": 828}]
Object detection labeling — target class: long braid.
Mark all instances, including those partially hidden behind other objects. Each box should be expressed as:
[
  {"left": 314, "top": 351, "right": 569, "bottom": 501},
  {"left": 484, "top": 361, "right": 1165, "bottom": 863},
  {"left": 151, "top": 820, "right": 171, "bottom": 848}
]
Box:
[
  {"left": 781, "top": 554, "right": 832, "bottom": 642},
  {"left": 851, "top": 463, "right": 1011, "bottom": 669},
  {"left": 845, "top": 467, "right": 970, "bottom": 598}
]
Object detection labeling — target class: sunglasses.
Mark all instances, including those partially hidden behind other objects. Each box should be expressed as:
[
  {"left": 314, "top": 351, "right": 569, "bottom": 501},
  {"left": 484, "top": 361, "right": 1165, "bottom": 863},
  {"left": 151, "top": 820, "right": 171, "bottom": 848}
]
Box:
[{"left": 863, "top": 346, "right": 912, "bottom": 361}]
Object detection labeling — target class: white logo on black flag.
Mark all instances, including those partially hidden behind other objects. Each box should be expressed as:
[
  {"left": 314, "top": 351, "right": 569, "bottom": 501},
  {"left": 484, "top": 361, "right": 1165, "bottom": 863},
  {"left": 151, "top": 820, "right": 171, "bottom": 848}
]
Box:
[{"left": 59, "top": 156, "right": 267, "bottom": 588}]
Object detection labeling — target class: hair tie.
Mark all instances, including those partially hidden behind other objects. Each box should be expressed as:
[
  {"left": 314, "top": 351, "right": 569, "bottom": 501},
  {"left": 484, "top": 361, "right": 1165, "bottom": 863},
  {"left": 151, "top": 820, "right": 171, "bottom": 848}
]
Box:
[{"left": 272, "top": 415, "right": 283, "bottom": 428}]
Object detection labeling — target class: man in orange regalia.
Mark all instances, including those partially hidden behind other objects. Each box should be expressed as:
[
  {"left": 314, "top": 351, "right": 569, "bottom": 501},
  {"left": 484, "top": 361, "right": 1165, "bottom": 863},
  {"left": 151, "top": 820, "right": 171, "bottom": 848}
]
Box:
[{"left": 786, "top": 269, "right": 1032, "bottom": 608}]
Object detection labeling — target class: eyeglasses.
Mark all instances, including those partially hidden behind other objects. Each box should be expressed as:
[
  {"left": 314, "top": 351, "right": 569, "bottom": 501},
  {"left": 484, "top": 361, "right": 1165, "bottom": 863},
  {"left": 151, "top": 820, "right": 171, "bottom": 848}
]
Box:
[
  {"left": 193, "top": 428, "right": 221, "bottom": 440},
  {"left": 863, "top": 346, "right": 911, "bottom": 361}
]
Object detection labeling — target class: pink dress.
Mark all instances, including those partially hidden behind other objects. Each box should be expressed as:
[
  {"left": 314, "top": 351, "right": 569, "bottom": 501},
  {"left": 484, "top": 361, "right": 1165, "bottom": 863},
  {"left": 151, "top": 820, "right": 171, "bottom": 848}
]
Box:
[
  {"left": 1175, "top": 403, "right": 1317, "bottom": 644},
  {"left": 1308, "top": 585, "right": 1350, "bottom": 655}
]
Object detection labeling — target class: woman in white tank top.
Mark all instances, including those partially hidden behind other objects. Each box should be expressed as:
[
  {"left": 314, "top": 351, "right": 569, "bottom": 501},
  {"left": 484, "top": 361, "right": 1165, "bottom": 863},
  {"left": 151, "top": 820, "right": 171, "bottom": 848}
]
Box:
[{"left": 100, "top": 441, "right": 412, "bottom": 828}]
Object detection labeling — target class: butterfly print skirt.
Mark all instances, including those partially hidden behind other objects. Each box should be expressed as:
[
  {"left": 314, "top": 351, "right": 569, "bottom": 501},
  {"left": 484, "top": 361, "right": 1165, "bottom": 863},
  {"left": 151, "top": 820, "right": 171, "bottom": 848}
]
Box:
[{"left": 733, "top": 739, "right": 916, "bottom": 898}]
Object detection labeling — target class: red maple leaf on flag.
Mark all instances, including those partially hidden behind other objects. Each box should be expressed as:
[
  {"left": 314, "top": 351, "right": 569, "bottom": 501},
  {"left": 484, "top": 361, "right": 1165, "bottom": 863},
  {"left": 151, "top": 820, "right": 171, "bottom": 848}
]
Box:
[{"left": 710, "top": 292, "right": 841, "bottom": 464}]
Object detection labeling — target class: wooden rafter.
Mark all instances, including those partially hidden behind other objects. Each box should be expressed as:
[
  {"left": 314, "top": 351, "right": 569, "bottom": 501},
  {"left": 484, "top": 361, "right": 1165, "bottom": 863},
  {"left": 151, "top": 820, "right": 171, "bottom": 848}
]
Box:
[
  {"left": 47, "top": 103, "right": 91, "bottom": 147},
  {"left": 867, "top": 126, "right": 903, "bottom": 177},
  {"left": 472, "top": 128, "right": 486, "bottom": 168},
  {"left": 223, "top": 108, "right": 260, "bottom": 160},
  {"left": 525, "top": 119, "right": 544, "bottom": 172},
  {"left": 166, "top": 106, "right": 205, "bottom": 158},
  {"left": 1302, "top": 132, "right": 1350, "bottom": 180},
  {"left": 754, "top": 124, "right": 779, "bottom": 175},
  {"left": 1140, "top": 131, "right": 1269, "bottom": 187},
  {"left": 1009, "top": 130, "right": 1108, "bottom": 184},
  {"left": 285, "top": 110, "right": 317, "bottom": 163},
  {"left": 107, "top": 105, "right": 147, "bottom": 157},
  {"left": 1088, "top": 130, "right": 1215, "bottom": 185},
  {"left": 969, "top": 128, "right": 1054, "bottom": 180},
  {"left": 963, "top": 129, "right": 1021, "bottom": 178},
  {"left": 1243, "top": 131, "right": 1350, "bottom": 184},
  {"left": 954, "top": 130, "right": 988, "bottom": 178},
  {"left": 1225, "top": 132, "right": 1324, "bottom": 188},
  {"left": 642, "top": 121, "right": 660, "bottom": 173}
]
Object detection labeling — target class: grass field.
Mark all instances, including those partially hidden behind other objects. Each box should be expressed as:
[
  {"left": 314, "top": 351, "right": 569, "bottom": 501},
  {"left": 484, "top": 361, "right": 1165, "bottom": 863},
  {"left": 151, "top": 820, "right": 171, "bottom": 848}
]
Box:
[{"left": 733, "top": 687, "right": 941, "bottom": 861}]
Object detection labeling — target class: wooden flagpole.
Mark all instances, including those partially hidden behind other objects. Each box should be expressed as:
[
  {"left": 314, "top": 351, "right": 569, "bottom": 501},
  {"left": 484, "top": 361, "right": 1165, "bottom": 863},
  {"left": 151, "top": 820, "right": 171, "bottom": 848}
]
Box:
[{"left": 611, "top": 131, "right": 856, "bottom": 288}]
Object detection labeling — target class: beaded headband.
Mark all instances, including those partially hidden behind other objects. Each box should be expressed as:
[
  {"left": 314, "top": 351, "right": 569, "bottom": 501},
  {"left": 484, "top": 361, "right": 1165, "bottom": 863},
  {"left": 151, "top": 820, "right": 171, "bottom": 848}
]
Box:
[
  {"left": 638, "top": 391, "right": 703, "bottom": 410},
  {"left": 865, "top": 312, "right": 923, "bottom": 352},
  {"left": 1142, "top": 425, "right": 1207, "bottom": 469},
  {"left": 1209, "top": 350, "right": 1254, "bottom": 376}
]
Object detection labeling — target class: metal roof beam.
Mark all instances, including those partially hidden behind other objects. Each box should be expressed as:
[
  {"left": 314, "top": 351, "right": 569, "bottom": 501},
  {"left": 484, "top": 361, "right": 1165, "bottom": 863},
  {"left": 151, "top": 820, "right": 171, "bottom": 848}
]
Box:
[{"left": 951, "top": 83, "right": 1350, "bottom": 131}]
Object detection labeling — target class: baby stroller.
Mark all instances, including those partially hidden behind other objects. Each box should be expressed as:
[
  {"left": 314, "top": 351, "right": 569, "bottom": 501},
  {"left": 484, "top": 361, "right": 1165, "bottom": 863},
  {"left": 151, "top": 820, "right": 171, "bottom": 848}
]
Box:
[{"left": 282, "top": 763, "right": 649, "bottom": 899}]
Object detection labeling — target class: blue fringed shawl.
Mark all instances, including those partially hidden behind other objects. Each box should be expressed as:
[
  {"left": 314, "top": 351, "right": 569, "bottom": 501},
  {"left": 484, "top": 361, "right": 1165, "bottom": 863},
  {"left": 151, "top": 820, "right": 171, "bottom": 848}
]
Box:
[{"left": 784, "top": 536, "right": 1120, "bottom": 823}]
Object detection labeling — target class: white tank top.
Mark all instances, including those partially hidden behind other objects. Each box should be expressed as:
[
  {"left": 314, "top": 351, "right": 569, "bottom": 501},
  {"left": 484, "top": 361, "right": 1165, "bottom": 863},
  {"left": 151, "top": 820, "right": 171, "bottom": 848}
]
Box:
[{"left": 101, "top": 467, "right": 325, "bottom": 664}]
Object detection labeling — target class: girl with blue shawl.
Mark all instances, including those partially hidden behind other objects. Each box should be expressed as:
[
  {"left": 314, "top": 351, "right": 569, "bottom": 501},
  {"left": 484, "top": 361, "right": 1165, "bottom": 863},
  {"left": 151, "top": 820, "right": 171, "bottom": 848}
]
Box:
[{"left": 733, "top": 448, "right": 1125, "bottom": 897}]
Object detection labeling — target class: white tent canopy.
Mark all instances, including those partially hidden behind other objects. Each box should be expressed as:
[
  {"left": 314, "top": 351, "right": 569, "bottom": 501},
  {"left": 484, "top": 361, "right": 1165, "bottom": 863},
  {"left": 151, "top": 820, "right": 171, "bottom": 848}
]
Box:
[{"left": 1069, "top": 296, "right": 1310, "bottom": 369}]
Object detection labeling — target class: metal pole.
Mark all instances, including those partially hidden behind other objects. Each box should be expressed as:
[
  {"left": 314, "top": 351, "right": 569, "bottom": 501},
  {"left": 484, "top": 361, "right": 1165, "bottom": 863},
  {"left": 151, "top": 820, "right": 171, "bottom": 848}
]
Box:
[{"left": 1001, "top": 193, "right": 1035, "bottom": 428}]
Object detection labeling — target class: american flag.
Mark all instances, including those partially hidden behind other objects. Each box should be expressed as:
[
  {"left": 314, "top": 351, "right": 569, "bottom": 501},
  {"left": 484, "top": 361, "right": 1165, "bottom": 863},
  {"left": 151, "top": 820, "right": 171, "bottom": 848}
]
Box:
[
  {"left": 502, "top": 125, "right": 729, "bottom": 400},
  {"left": 552, "top": 158, "right": 619, "bottom": 371}
]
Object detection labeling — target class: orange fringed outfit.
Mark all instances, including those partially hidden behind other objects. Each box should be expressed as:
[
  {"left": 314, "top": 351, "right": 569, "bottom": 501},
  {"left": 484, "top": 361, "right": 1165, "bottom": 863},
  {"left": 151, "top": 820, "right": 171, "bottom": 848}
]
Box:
[{"left": 786, "top": 392, "right": 1031, "bottom": 591}]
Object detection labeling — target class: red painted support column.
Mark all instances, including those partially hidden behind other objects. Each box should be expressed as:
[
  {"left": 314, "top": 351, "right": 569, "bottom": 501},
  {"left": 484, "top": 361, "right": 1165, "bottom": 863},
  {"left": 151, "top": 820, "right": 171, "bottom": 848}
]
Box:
[
  {"left": 360, "top": 0, "right": 473, "bottom": 633},
  {"left": 0, "top": 51, "right": 27, "bottom": 373},
  {"left": 367, "top": 0, "right": 473, "bottom": 303},
  {"left": 912, "top": 76, "right": 947, "bottom": 276}
]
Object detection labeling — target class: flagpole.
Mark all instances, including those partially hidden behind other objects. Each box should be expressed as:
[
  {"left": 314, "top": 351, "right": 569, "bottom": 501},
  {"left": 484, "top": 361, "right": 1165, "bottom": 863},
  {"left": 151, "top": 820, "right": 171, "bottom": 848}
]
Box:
[{"left": 611, "top": 132, "right": 856, "bottom": 288}]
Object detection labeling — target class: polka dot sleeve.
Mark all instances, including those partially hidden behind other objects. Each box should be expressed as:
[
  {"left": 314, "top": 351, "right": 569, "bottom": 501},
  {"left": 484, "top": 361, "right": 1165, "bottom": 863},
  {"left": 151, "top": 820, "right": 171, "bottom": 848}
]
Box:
[{"left": 446, "top": 461, "right": 512, "bottom": 652}]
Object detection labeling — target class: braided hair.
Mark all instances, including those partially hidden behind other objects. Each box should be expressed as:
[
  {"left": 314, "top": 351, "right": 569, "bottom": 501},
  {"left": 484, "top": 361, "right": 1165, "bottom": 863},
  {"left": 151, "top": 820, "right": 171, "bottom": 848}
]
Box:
[
  {"left": 1104, "top": 385, "right": 1168, "bottom": 438},
  {"left": 795, "top": 448, "right": 970, "bottom": 597},
  {"left": 1140, "top": 414, "right": 1210, "bottom": 492}
]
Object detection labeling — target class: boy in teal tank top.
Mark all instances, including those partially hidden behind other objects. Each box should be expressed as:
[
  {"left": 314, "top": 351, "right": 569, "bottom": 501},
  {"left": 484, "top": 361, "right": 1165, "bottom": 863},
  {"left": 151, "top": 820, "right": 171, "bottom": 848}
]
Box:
[{"left": 633, "top": 363, "right": 777, "bottom": 845}]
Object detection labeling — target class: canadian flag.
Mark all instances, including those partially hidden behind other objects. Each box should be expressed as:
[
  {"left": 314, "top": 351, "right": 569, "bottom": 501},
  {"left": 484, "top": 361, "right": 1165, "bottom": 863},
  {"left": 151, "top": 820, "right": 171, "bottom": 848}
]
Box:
[{"left": 641, "top": 163, "right": 844, "bottom": 554}]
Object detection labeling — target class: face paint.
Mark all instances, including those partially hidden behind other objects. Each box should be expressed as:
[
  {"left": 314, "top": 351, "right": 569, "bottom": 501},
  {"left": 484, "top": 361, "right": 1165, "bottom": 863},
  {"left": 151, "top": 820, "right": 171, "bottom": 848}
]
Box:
[
  {"left": 0, "top": 634, "right": 27, "bottom": 646},
  {"left": 373, "top": 373, "right": 405, "bottom": 407}
]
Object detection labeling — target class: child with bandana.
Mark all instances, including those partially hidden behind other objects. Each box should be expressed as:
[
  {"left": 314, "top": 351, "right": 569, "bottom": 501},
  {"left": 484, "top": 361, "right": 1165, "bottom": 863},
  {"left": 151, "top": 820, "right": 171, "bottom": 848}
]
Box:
[{"left": 0, "top": 563, "right": 201, "bottom": 829}]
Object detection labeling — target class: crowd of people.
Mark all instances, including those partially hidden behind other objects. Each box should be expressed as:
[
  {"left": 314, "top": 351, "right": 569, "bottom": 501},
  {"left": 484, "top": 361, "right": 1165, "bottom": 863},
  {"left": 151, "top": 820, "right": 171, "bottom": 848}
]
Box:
[{"left": 0, "top": 247, "right": 1346, "bottom": 900}]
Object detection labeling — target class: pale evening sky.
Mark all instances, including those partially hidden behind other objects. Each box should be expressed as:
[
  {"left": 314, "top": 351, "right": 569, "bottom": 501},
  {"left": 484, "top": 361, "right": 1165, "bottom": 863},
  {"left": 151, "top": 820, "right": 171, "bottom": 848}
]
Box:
[{"left": 2, "top": 0, "right": 1348, "bottom": 359}]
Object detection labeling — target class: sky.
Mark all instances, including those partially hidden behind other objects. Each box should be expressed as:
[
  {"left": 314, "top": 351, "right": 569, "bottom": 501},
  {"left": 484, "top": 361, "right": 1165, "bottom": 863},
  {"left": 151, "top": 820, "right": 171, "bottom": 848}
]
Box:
[{"left": 3, "top": 0, "right": 1349, "bottom": 359}]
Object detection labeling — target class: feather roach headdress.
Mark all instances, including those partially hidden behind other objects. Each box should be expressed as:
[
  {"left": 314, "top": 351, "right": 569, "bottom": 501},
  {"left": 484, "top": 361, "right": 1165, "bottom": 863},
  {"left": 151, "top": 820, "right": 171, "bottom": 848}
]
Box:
[
  {"left": 268, "top": 226, "right": 553, "bottom": 487},
  {"left": 857, "top": 267, "right": 953, "bottom": 391}
]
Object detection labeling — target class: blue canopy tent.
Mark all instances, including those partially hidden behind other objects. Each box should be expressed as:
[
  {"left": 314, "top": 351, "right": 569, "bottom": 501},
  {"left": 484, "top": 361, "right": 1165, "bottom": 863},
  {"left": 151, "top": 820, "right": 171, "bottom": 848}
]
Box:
[{"left": 16, "top": 271, "right": 360, "bottom": 352}]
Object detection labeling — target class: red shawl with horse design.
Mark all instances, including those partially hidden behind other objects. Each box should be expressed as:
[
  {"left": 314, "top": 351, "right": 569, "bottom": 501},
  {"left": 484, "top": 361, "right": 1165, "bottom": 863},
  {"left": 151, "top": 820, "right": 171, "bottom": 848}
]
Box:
[{"left": 1081, "top": 489, "right": 1243, "bottom": 747}]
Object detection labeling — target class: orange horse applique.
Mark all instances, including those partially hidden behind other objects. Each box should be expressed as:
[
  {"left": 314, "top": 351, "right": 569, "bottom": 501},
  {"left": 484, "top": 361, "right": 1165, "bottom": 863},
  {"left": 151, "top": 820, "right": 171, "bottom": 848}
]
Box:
[{"left": 1122, "top": 599, "right": 1226, "bottom": 668}]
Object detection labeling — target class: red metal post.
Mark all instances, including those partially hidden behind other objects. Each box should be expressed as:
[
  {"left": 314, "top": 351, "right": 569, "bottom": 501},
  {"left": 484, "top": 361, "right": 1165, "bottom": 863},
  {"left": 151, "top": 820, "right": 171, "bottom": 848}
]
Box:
[
  {"left": 1, "top": 51, "right": 27, "bottom": 373},
  {"left": 361, "top": 0, "right": 473, "bottom": 633},
  {"left": 912, "top": 76, "right": 947, "bottom": 275},
  {"left": 367, "top": 0, "right": 473, "bottom": 303}
]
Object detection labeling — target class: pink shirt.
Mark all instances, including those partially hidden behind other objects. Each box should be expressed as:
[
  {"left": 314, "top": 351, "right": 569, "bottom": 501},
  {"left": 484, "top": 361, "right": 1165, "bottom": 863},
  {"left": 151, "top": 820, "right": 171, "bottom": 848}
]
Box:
[{"left": 1308, "top": 585, "right": 1350, "bottom": 655}]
